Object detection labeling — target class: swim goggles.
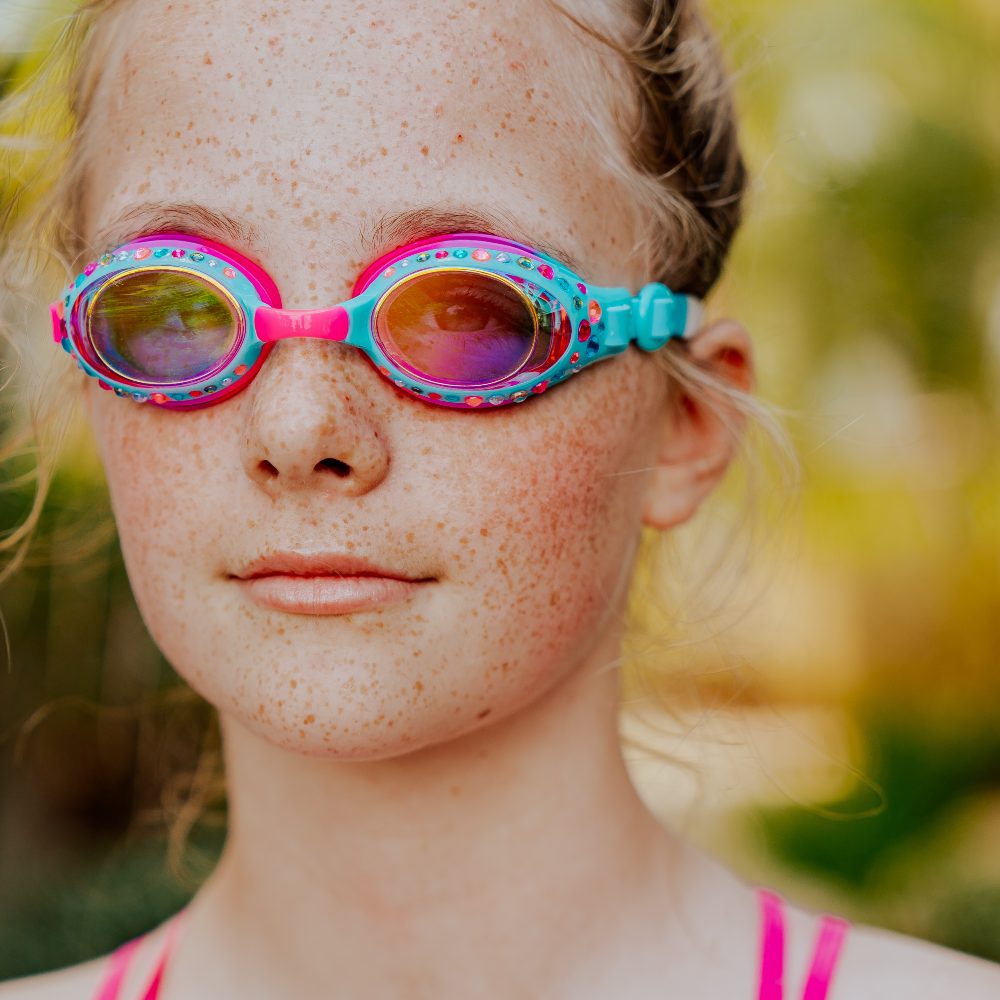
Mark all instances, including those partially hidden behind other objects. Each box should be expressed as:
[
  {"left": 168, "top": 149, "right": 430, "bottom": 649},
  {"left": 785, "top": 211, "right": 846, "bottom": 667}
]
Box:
[{"left": 51, "top": 230, "right": 704, "bottom": 411}]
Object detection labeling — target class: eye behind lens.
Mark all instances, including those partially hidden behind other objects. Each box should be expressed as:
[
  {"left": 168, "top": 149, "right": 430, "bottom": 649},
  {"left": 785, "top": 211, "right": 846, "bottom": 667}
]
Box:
[
  {"left": 372, "top": 267, "right": 561, "bottom": 387},
  {"left": 86, "top": 266, "right": 243, "bottom": 385}
]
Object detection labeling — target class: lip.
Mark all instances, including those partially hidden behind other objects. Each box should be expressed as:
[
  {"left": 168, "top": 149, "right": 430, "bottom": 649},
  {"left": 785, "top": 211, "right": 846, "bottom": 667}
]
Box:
[
  {"left": 230, "top": 552, "right": 434, "bottom": 616},
  {"left": 233, "top": 551, "right": 428, "bottom": 582}
]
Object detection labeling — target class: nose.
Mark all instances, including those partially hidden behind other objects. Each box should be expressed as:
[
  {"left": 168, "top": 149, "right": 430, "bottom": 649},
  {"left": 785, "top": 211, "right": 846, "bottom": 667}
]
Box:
[{"left": 239, "top": 337, "right": 390, "bottom": 499}]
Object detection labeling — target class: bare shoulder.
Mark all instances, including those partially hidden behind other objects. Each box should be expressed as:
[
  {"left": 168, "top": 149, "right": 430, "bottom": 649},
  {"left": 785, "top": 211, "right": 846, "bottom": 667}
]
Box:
[
  {"left": 0, "top": 954, "right": 108, "bottom": 1000},
  {"left": 816, "top": 911, "right": 1000, "bottom": 999}
]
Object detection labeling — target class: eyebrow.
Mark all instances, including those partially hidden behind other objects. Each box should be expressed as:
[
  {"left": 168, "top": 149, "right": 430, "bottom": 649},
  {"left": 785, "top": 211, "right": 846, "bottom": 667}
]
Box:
[{"left": 89, "top": 200, "right": 585, "bottom": 275}]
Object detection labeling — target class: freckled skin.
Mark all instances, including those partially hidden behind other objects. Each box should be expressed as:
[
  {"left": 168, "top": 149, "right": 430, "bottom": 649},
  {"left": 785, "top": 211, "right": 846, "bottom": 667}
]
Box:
[
  {"left": 83, "top": 0, "right": 662, "bottom": 761},
  {"left": 73, "top": 1, "right": 766, "bottom": 997},
  {"left": 91, "top": 318, "right": 660, "bottom": 759}
]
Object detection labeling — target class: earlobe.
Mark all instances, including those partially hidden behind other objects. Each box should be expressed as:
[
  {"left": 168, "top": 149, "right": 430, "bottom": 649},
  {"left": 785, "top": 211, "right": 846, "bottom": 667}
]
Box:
[{"left": 639, "top": 318, "right": 755, "bottom": 532}]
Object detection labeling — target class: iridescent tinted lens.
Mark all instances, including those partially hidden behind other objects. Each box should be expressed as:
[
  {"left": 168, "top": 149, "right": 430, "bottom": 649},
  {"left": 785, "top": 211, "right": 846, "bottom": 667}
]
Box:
[
  {"left": 88, "top": 268, "right": 239, "bottom": 384},
  {"left": 373, "top": 269, "right": 553, "bottom": 385}
]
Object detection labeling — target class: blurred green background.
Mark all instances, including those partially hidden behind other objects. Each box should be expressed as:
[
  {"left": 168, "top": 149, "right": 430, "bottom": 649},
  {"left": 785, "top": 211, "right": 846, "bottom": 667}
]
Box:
[{"left": 1, "top": 0, "right": 999, "bottom": 978}]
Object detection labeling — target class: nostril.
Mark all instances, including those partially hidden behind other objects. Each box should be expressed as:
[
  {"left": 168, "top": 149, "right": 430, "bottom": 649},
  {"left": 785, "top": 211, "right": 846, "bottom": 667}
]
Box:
[
  {"left": 317, "top": 458, "right": 350, "bottom": 477},
  {"left": 259, "top": 459, "right": 278, "bottom": 478}
]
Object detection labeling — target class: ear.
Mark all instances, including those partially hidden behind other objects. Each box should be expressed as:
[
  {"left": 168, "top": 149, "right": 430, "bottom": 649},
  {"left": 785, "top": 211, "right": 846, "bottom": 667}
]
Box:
[{"left": 640, "top": 317, "right": 756, "bottom": 531}]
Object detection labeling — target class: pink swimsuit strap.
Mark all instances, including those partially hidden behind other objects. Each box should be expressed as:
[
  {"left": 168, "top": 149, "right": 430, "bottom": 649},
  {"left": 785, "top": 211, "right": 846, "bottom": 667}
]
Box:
[
  {"left": 92, "top": 907, "right": 189, "bottom": 1000},
  {"left": 93, "top": 889, "right": 848, "bottom": 999},
  {"left": 757, "top": 887, "right": 851, "bottom": 1000}
]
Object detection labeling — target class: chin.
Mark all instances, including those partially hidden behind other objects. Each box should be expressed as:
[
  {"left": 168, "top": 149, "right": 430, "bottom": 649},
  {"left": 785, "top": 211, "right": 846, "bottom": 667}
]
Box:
[{"left": 227, "top": 697, "right": 516, "bottom": 762}]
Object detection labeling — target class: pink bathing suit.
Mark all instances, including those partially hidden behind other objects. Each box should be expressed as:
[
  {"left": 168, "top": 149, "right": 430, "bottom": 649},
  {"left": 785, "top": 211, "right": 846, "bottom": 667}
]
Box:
[{"left": 92, "top": 886, "right": 850, "bottom": 999}]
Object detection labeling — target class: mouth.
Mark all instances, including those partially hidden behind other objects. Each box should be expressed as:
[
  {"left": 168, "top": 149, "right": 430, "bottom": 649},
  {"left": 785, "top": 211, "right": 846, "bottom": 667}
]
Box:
[{"left": 229, "top": 551, "right": 435, "bottom": 615}]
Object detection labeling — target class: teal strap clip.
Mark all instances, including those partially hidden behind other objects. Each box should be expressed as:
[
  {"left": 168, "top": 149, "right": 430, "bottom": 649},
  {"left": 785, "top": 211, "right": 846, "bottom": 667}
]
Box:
[{"left": 633, "top": 284, "right": 701, "bottom": 350}]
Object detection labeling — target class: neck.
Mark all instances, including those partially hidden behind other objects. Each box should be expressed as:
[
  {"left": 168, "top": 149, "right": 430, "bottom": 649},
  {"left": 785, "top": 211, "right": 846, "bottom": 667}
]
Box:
[{"left": 185, "top": 633, "right": 689, "bottom": 997}]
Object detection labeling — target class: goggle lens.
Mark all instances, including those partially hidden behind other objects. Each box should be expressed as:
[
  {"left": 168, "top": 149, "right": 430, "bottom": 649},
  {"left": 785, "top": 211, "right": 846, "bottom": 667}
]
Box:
[
  {"left": 88, "top": 268, "right": 239, "bottom": 384},
  {"left": 374, "top": 269, "right": 554, "bottom": 386}
]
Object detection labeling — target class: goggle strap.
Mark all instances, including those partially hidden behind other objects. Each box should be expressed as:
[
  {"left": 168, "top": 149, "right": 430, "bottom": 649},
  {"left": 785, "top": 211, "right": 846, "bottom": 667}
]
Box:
[
  {"left": 681, "top": 296, "right": 704, "bottom": 338},
  {"left": 594, "top": 284, "right": 705, "bottom": 351},
  {"left": 51, "top": 302, "right": 67, "bottom": 345}
]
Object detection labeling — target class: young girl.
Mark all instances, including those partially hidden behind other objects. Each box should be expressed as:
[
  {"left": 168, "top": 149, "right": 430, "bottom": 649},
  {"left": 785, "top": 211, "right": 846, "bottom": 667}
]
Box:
[{"left": 1, "top": 0, "right": 998, "bottom": 997}]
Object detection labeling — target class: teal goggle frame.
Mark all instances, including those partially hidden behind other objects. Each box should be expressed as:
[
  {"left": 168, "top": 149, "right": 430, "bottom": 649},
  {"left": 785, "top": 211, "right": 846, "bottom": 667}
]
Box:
[{"left": 51, "top": 229, "right": 704, "bottom": 411}]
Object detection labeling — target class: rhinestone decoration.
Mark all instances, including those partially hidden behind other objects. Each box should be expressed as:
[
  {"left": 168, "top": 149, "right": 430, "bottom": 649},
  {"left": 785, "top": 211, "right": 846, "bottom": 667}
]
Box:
[
  {"left": 537, "top": 264, "right": 554, "bottom": 280},
  {"left": 150, "top": 393, "right": 168, "bottom": 404},
  {"left": 416, "top": 252, "right": 431, "bottom": 262},
  {"left": 190, "top": 252, "right": 205, "bottom": 262},
  {"left": 465, "top": 396, "right": 484, "bottom": 407},
  {"left": 516, "top": 256, "right": 533, "bottom": 269},
  {"left": 488, "top": 396, "right": 506, "bottom": 405},
  {"left": 588, "top": 300, "right": 601, "bottom": 323},
  {"left": 134, "top": 247, "right": 152, "bottom": 261},
  {"left": 154, "top": 248, "right": 170, "bottom": 258},
  {"left": 576, "top": 282, "right": 587, "bottom": 294},
  {"left": 383, "top": 267, "right": 396, "bottom": 279},
  {"left": 99, "top": 253, "right": 114, "bottom": 266},
  {"left": 472, "top": 249, "right": 491, "bottom": 261},
  {"left": 223, "top": 267, "right": 236, "bottom": 279},
  {"left": 234, "top": 364, "right": 248, "bottom": 376},
  {"left": 84, "top": 262, "right": 97, "bottom": 276},
  {"left": 531, "top": 381, "right": 550, "bottom": 394},
  {"left": 586, "top": 338, "right": 600, "bottom": 354},
  {"left": 115, "top": 251, "right": 129, "bottom": 261},
  {"left": 570, "top": 351, "right": 580, "bottom": 363},
  {"left": 577, "top": 320, "right": 591, "bottom": 341},
  {"left": 434, "top": 249, "right": 449, "bottom": 259},
  {"left": 511, "top": 390, "right": 529, "bottom": 401},
  {"left": 221, "top": 378, "right": 233, "bottom": 386},
  {"left": 495, "top": 252, "right": 511, "bottom": 263},
  {"left": 171, "top": 249, "right": 185, "bottom": 258},
  {"left": 452, "top": 249, "right": 468, "bottom": 259},
  {"left": 572, "top": 295, "right": 583, "bottom": 311}
]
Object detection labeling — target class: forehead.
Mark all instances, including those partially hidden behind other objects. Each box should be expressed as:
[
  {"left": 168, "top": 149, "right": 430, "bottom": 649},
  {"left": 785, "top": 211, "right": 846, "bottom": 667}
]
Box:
[{"left": 81, "top": 0, "right": 638, "bottom": 287}]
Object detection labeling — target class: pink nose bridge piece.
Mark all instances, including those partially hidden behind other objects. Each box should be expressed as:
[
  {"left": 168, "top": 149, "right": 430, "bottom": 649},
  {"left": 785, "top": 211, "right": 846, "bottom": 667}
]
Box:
[{"left": 253, "top": 305, "right": 351, "bottom": 344}]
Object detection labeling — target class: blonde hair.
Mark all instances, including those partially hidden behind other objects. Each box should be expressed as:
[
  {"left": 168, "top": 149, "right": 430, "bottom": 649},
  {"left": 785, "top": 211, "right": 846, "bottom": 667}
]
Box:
[{"left": 0, "top": 0, "right": 798, "bottom": 887}]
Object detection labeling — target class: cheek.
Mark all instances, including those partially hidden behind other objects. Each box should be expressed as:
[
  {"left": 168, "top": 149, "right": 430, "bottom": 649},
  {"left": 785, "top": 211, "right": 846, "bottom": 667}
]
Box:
[
  {"left": 442, "top": 357, "right": 657, "bottom": 656},
  {"left": 90, "top": 392, "right": 232, "bottom": 664}
]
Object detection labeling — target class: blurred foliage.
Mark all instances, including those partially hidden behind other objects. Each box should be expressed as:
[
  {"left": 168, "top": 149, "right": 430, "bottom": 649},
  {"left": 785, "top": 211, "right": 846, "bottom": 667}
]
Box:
[{"left": 0, "top": 0, "right": 999, "bottom": 979}]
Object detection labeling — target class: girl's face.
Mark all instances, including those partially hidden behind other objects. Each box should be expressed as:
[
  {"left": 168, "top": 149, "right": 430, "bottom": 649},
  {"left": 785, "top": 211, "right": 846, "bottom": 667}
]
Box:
[{"left": 80, "top": 0, "right": 676, "bottom": 758}]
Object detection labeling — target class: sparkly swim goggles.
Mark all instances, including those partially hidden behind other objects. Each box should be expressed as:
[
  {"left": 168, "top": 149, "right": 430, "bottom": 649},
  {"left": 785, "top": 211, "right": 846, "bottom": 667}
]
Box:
[{"left": 51, "top": 230, "right": 703, "bottom": 410}]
